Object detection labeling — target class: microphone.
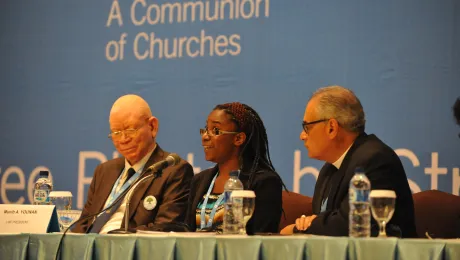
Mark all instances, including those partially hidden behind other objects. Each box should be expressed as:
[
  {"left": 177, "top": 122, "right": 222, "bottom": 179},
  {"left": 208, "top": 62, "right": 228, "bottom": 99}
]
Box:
[
  {"left": 53, "top": 153, "right": 182, "bottom": 260},
  {"left": 146, "top": 153, "right": 181, "bottom": 173},
  {"left": 111, "top": 153, "right": 181, "bottom": 234}
]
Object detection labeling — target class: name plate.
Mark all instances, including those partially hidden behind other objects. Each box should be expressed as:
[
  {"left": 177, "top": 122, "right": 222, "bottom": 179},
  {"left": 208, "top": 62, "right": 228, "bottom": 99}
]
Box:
[{"left": 0, "top": 204, "right": 60, "bottom": 233}]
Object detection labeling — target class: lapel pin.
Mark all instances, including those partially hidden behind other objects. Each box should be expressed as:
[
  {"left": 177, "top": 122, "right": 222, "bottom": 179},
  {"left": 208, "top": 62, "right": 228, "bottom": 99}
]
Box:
[{"left": 143, "top": 195, "right": 157, "bottom": 211}]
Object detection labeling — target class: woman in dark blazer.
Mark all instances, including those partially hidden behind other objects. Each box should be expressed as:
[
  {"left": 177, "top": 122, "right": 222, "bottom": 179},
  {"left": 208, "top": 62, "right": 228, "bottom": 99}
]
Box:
[{"left": 185, "top": 102, "right": 286, "bottom": 234}]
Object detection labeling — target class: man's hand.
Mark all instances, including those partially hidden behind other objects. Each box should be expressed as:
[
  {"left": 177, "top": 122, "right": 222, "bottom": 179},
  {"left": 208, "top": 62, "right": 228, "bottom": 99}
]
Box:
[{"left": 295, "top": 214, "right": 317, "bottom": 231}]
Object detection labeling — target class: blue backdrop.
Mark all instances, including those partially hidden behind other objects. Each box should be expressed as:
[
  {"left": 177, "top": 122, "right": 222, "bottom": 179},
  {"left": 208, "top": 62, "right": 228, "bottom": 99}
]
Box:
[{"left": 0, "top": 0, "right": 459, "bottom": 209}]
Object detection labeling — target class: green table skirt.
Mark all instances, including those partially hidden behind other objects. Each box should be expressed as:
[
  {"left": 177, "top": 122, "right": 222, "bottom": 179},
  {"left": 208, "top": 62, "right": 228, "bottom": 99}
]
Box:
[{"left": 0, "top": 233, "right": 459, "bottom": 260}]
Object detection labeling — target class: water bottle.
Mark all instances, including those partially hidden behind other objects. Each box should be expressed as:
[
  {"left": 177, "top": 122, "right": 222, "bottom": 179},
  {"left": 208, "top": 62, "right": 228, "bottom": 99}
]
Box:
[
  {"left": 349, "top": 167, "right": 371, "bottom": 237},
  {"left": 223, "top": 170, "right": 244, "bottom": 234},
  {"left": 33, "top": 171, "right": 53, "bottom": 205}
]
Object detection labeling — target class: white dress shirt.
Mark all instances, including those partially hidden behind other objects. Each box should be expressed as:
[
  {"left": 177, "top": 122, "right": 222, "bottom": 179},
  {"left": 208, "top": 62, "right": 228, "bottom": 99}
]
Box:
[{"left": 99, "top": 145, "right": 156, "bottom": 234}]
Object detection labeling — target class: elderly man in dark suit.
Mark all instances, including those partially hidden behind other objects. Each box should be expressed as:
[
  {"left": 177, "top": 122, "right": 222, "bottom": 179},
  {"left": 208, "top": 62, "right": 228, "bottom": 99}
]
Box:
[
  {"left": 281, "top": 86, "right": 417, "bottom": 238},
  {"left": 73, "top": 94, "right": 193, "bottom": 233}
]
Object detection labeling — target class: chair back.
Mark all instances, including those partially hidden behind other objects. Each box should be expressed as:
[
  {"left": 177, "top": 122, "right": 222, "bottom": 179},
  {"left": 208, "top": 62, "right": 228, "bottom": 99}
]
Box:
[
  {"left": 279, "top": 191, "right": 313, "bottom": 232},
  {"left": 412, "top": 190, "right": 460, "bottom": 238}
]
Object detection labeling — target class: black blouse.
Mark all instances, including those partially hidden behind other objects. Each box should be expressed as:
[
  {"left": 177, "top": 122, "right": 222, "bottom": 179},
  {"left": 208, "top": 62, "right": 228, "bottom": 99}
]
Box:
[{"left": 185, "top": 166, "right": 283, "bottom": 234}]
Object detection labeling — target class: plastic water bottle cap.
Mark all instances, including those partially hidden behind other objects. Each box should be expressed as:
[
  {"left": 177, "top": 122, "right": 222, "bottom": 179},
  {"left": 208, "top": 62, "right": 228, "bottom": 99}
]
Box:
[
  {"left": 355, "top": 167, "right": 365, "bottom": 174},
  {"left": 39, "top": 171, "right": 49, "bottom": 177},
  {"left": 229, "top": 170, "right": 240, "bottom": 177}
]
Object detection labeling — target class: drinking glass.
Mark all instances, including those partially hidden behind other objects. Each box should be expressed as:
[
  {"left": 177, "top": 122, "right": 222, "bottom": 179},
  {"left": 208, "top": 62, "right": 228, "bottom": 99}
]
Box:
[
  {"left": 231, "top": 190, "right": 256, "bottom": 235},
  {"left": 49, "top": 191, "right": 72, "bottom": 210},
  {"left": 57, "top": 210, "right": 82, "bottom": 231},
  {"left": 370, "top": 190, "right": 396, "bottom": 238},
  {"left": 49, "top": 191, "right": 73, "bottom": 231}
]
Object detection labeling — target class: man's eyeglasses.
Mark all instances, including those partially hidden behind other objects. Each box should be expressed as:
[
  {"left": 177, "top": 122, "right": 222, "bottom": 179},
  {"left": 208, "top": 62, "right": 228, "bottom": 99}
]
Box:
[
  {"left": 200, "top": 128, "right": 239, "bottom": 137},
  {"left": 302, "top": 119, "right": 329, "bottom": 134},
  {"left": 108, "top": 125, "right": 145, "bottom": 139}
]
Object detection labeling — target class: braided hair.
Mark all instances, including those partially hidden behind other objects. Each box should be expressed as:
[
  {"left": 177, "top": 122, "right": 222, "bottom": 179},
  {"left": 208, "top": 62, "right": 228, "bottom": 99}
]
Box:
[{"left": 214, "top": 102, "right": 286, "bottom": 189}]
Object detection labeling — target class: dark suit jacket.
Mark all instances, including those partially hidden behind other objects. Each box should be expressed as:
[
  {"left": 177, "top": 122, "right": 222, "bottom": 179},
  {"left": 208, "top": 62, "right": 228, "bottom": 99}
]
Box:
[
  {"left": 298, "top": 133, "right": 417, "bottom": 238},
  {"left": 73, "top": 145, "right": 194, "bottom": 233},
  {"left": 185, "top": 166, "right": 282, "bottom": 234}
]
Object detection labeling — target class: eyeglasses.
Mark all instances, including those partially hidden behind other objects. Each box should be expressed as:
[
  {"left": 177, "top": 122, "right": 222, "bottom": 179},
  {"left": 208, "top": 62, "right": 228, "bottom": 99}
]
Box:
[
  {"left": 199, "top": 127, "right": 239, "bottom": 137},
  {"left": 302, "top": 119, "right": 329, "bottom": 134},
  {"left": 108, "top": 124, "right": 146, "bottom": 139}
]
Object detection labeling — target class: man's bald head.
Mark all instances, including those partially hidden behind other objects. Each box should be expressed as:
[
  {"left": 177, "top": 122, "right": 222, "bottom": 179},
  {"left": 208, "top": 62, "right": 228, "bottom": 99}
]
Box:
[
  {"left": 110, "top": 94, "right": 152, "bottom": 120},
  {"left": 108, "top": 94, "right": 158, "bottom": 165}
]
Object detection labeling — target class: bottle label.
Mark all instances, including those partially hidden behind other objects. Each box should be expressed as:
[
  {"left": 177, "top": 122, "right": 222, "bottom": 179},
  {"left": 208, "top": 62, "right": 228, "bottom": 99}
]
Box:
[
  {"left": 34, "top": 190, "right": 49, "bottom": 203},
  {"left": 349, "top": 189, "right": 369, "bottom": 203},
  {"left": 224, "top": 191, "right": 232, "bottom": 204}
]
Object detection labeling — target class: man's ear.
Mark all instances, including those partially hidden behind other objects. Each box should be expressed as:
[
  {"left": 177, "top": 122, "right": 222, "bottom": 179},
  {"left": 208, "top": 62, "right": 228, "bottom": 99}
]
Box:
[
  {"left": 234, "top": 132, "right": 246, "bottom": 147},
  {"left": 327, "top": 119, "right": 339, "bottom": 139},
  {"left": 149, "top": 116, "right": 159, "bottom": 138}
]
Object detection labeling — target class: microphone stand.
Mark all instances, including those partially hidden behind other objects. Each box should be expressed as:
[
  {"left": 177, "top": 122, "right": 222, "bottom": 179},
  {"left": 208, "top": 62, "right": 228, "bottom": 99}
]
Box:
[
  {"left": 53, "top": 168, "right": 160, "bottom": 260},
  {"left": 110, "top": 170, "right": 162, "bottom": 234}
]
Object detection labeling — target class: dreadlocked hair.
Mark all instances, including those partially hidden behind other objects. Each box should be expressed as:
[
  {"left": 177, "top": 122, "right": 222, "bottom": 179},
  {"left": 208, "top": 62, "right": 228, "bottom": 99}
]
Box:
[{"left": 214, "top": 102, "right": 287, "bottom": 190}]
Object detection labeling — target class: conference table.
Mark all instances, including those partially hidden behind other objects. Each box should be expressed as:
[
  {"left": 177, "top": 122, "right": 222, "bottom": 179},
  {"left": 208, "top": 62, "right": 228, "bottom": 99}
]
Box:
[{"left": 1, "top": 233, "right": 459, "bottom": 260}]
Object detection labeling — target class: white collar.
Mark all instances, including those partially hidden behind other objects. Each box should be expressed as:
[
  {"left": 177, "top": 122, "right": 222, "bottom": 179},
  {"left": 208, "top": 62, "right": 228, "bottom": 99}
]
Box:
[
  {"left": 124, "top": 144, "right": 157, "bottom": 172},
  {"left": 332, "top": 143, "right": 353, "bottom": 169}
]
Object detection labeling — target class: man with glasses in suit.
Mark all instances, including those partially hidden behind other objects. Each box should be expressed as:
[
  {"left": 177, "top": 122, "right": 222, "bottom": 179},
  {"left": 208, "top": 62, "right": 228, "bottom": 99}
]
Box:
[
  {"left": 73, "top": 94, "right": 194, "bottom": 233},
  {"left": 281, "top": 86, "right": 417, "bottom": 238}
]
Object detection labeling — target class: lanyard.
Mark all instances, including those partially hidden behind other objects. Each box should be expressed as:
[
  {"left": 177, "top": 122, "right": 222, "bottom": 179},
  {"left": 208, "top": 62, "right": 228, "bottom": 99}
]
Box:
[
  {"left": 200, "top": 173, "right": 225, "bottom": 229},
  {"left": 104, "top": 167, "right": 142, "bottom": 208}
]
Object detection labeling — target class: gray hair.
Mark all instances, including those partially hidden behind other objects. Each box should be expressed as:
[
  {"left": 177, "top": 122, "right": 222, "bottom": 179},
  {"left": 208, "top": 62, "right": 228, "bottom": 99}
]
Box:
[{"left": 311, "top": 85, "right": 366, "bottom": 133}]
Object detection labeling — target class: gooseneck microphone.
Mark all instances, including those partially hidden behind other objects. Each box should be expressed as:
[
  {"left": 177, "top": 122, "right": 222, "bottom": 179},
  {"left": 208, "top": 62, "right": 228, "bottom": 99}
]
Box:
[
  {"left": 114, "top": 153, "right": 181, "bottom": 234},
  {"left": 53, "top": 153, "right": 181, "bottom": 260},
  {"left": 147, "top": 153, "right": 181, "bottom": 173}
]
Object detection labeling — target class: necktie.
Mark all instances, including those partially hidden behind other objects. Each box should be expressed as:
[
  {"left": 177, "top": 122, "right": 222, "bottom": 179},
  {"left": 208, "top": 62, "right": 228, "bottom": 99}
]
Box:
[
  {"left": 321, "top": 166, "right": 338, "bottom": 210},
  {"left": 121, "top": 168, "right": 136, "bottom": 186},
  {"left": 87, "top": 168, "right": 136, "bottom": 233}
]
